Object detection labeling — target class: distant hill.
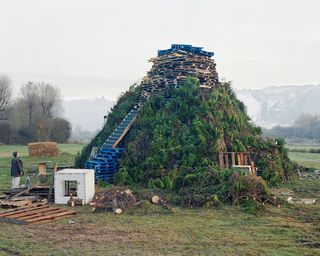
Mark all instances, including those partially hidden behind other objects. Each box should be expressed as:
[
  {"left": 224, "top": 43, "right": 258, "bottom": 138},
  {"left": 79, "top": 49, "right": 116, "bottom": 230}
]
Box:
[
  {"left": 62, "top": 85, "right": 320, "bottom": 134},
  {"left": 62, "top": 97, "right": 115, "bottom": 133},
  {"left": 236, "top": 84, "right": 320, "bottom": 128}
]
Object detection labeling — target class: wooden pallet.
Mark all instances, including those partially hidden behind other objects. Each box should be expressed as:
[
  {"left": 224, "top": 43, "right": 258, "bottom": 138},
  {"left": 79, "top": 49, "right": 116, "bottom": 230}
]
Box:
[{"left": 0, "top": 204, "right": 76, "bottom": 225}]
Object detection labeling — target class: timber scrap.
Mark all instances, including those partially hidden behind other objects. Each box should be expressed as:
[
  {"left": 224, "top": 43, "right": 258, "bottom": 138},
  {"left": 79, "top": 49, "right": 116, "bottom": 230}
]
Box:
[{"left": 0, "top": 204, "right": 76, "bottom": 225}]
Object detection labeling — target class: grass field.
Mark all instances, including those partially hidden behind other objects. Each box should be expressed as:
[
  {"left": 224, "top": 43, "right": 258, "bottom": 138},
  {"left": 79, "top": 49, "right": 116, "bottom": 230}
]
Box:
[
  {"left": 0, "top": 144, "right": 319, "bottom": 255},
  {"left": 0, "top": 144, "right": 84, "bottom": 190},
  {"left": 289, "top": 152, "right": 320, "bottom": 169},
  {"left": 286, "top": 145, "right": 320, "bottom": 151}
]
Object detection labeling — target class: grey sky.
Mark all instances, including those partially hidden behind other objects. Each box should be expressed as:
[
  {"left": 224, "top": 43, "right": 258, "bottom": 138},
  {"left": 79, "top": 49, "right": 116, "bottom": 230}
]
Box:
[{"left": 1, "top": 0, "right": 319, "bottom": 100}]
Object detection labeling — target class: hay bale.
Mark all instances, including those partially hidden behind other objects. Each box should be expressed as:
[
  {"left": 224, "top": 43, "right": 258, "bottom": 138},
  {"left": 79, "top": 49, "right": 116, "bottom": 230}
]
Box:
[{"left": 27, "top": 142, "right": 60, "bottom": 157}]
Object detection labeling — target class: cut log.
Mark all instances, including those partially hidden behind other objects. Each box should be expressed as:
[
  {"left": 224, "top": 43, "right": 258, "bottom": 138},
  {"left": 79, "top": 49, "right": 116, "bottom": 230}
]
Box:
[
  {"left": 113, "top": 208, "right": 122, "bottom": 214},
  {"left": 151, "top": 195, "right": 160, "bottom": 204},
  {"left": 67, "top": 195, "right": 84, "bottom": 207},
  {"left": 146, "top": 193, "right": 160, "bottom": 204},
  {"left": 112, "top": 199, "right": 122, "bottom": 214}
]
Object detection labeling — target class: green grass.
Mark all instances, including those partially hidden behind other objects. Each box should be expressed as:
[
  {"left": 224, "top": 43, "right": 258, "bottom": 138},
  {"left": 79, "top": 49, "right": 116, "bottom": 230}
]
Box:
[
  {"left": 0, "top": 144, "right": 84, "bottom": 158},
  {"left": 0, "top": 201, "right": 319, "bottom": 255},
  {"left": 289, "top": 152, "right": 320, "bottom": 169},
  {"left": 0, "top": 144, "right": 84, "bottom": 191},
  {"left": 287, "top": 145, "right": 320, "bottom": 151},
  {"left": 0, "top": 144, "right": 319, "bottom": 255}
]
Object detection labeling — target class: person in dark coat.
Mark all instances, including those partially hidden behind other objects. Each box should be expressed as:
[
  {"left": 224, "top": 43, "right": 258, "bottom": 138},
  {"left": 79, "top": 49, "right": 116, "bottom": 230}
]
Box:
[{"left": 11, "top": 151, "right": 23, "bottom": 189}]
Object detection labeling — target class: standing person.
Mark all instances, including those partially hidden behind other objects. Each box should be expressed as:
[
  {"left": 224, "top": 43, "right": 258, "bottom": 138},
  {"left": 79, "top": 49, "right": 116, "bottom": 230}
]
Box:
[{"left": 11, "top": 151, "right": 23, "bottom": 189}]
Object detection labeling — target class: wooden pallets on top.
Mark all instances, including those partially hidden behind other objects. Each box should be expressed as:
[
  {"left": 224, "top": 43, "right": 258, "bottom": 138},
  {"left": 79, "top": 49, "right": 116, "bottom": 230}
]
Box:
[{"left": 0, "top": 204, "right": 76, "bottom": 225}]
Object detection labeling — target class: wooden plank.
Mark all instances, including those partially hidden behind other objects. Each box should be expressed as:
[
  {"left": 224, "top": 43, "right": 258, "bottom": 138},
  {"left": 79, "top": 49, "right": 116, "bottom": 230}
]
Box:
[
  {"left": 17, "top": 209, "right": 67, "bottom": 221},
  {"left": 0, "top": 205, "right": 50, "bottom": 218},
  {"left": 224, "top": 154, "right": 229, "bottom": 168},
  {"left": 237, "top": 154, "right": 242, "bottom": 165},
  {"left": 243, "top": 154, "right": 248, "bottom": 165},
  {"left": 25, "top": 210, "right": 76, "bottom": 224},
  {"left": 240, "top": 153, "right": 244, "bottom": 165},
  {"left": 0, "top": 199, "right": 32, "bottom": 208},
  {"left": 231, "top": 152, "right": 236, "bottom": 166},
  {"left": 38, "top": 162, "right": 47, "bottom": 175},
  {"left": 0, "top": 204, "right": 38, "bottom": 214},
  {"left": 48, "top": 162, "right": 58, "bottom": 202},
  {"left": 28, "top": 215, "right": 75, "bottom": 225},
  {"left": 5, "top": 207, "right": 63, "bottom": 219},
  {"left": 250, "top": 161, "right": 255, "bottom": 176},
  {"left": 0, "top": 205, "right": 76, "bottom": 225},
  {"left": 112, "top": 116, "right": 137, "bottom": 148},
  {"left": 5, "top": 187, "right": 32, "bottom": 200},
  {"left": 218, "top": 153, "right": 224, "bottom": 168},
  {"left": 0, "top": 205, "right": 47, "bottom": 217}
]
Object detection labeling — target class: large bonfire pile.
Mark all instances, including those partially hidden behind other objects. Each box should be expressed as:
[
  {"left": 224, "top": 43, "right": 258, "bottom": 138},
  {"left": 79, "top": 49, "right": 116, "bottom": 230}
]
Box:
[{"left": 76, "top": 44, "right": 296, "bottom": 210}]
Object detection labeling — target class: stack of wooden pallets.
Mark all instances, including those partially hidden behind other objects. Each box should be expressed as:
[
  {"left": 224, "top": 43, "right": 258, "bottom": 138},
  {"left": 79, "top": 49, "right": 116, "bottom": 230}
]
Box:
[
  {"left": 135, "top": 44, "right": 219, "bottom": 107},
  {"left": 85, "top": 148, "right": 125, "bottom": 182}
]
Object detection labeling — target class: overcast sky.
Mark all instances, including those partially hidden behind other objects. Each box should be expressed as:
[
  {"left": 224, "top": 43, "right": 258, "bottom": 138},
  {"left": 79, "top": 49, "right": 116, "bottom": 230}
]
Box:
[{"left": 0, "top": 0, "right": 319, "bottom": 100}]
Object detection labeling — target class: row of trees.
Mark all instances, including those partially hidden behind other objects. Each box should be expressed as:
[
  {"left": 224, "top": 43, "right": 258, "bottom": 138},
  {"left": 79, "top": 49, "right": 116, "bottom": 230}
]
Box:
[
  {"left": 264, "top": 113, "right": 320, "bottom": 142},
  {"left": 0, "top": 75, "right": 71, "bottom": 144}
]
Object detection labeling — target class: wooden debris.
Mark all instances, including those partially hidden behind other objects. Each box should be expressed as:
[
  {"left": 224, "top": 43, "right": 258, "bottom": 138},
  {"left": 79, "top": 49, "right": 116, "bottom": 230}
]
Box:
[
  {"left": 217, "top": 152, "right": 255, "bottom": 175},
  {"left": 67, "top": 194, "right": 85, "bottom": 207},
  {"left": 0, "top": 204, "right": 76, "bottom": 225},
  {"left": 287, "top": 196, "right": 317, "bottom": 205},
  {"left": 90, "top": 186, "right": 137, "bottom": 213},
  {"left": 0, "top": 196, "right": 48, "bottom": 208},
  {"left": 147, "top": 50, "right": 219, "bottom": 89},
  {"left": 4, "top": 186, "right": 52, "bottom": 200},
  {"left": 136, "top": 45, "right": 219, "bottom": 109},
  {"left": 5, "top": 187, "right": 32, "bottom": 200},
  {"left": 300, "top": 198, "right": 317, "bottom": 205}
]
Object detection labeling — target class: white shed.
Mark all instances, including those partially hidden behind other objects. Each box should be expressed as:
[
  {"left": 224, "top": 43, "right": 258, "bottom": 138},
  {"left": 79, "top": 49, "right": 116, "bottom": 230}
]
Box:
[{"left": 54, "top": 169, "right": 95, "bottom": 204}]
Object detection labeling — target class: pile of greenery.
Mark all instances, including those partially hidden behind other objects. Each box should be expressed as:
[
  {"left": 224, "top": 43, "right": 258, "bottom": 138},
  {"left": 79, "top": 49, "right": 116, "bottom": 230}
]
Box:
[{"left": 76, "top": 78, "right": 296, "bottom": 210}]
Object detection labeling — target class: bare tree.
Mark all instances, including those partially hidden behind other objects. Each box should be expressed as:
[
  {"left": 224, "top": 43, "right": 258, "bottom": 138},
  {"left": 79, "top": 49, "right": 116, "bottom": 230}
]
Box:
[
  {"left": 0, "top": 75, "right": 12, "bottom": 120},
  {"left": 38, "top": 83, "right": 62, "bottom": 118},
  {"left": 20, "top": 82, "right": 40, "bottom": 127}
]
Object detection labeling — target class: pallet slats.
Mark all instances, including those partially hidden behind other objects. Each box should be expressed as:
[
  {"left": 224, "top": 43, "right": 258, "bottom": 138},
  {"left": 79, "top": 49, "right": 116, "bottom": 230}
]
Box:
[
  {"left": 218, "top": 152, "right": 255, "bottom": 176},
  {"left": 0, "top": 205, "right": 76, "bottom": 225}
]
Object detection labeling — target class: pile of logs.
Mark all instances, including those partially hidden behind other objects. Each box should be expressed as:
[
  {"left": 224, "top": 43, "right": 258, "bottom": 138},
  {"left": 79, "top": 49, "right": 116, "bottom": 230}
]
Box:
[
  {"left": 89, "top": 186, "right": 137, "bottom": 213},
  {"left": 89, "top": 187, "right": 172, "bottom": 214}
]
